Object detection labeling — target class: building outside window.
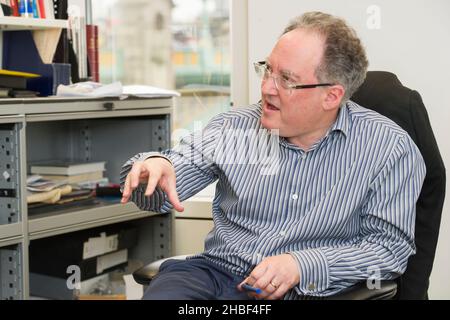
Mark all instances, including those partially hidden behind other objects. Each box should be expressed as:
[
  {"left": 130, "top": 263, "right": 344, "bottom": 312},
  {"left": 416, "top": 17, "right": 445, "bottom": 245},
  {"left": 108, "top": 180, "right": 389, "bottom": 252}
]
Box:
[{"left": 92, "top": 0, "right": 231, "bottom": 134}]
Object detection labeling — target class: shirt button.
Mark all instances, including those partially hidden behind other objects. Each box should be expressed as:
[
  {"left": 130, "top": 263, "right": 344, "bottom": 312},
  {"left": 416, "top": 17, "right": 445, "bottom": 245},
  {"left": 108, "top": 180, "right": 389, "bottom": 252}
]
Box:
[
  {"left": 292, "top": 194, "right": 298, "bottom": 200},
  {"left": 279, "top": 230, "right": 286, "bottom": 236},
  {"left": 301, "top": 153, "right": 307, "bottom": 159},
  {"left": 308, "top": 283, "right": 316, "bottom": 291}
]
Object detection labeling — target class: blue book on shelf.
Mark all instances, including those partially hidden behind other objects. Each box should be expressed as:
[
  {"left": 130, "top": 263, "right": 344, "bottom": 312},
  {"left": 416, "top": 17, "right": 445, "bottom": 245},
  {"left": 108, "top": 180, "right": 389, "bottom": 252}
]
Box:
[{"left": 2, "top": 30, "right": 71, "bottom": 97}]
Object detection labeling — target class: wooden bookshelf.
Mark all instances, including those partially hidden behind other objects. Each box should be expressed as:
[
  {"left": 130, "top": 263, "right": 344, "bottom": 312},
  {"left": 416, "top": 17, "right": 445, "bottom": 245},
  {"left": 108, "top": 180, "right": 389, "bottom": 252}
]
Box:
[{"left": 0, "top": 16, "right": 67, "bottom": 31}]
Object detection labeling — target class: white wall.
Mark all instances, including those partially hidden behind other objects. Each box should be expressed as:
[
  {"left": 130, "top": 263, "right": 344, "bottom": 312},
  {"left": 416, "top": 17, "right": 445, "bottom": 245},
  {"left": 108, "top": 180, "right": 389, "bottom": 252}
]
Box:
[{"left": 231, "top": 0, "right": 450, "bottom": 299}]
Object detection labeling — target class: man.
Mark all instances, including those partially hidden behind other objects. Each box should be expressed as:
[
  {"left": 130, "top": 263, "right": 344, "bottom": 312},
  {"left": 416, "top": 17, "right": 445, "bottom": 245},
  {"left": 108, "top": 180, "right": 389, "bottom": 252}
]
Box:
[{"left": 120, "top": 12, "right": 426, "bottom": 300}]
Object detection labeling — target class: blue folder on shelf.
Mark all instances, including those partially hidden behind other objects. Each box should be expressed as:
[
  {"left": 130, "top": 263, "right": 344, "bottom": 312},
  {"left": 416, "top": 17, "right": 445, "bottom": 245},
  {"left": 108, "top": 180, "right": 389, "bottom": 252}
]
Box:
[{"left": 2, "top": 31, "right": 71, "bottom": 97}]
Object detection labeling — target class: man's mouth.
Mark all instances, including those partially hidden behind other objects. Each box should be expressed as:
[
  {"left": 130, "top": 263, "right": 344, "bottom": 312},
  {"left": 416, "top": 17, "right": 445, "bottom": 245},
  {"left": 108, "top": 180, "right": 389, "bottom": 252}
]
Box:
[{"left": 265, "top": 102, "right": 280, "bottom": 111}]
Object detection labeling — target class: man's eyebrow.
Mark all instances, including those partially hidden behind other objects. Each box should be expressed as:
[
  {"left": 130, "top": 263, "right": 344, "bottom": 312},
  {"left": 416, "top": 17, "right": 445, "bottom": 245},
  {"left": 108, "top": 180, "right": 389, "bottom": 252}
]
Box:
[
  {"left": 280, "top": 69, "right": 301, "bottom": 80},
  {"left": 265, "top": 58, "right": 301, "bottom": 80}
]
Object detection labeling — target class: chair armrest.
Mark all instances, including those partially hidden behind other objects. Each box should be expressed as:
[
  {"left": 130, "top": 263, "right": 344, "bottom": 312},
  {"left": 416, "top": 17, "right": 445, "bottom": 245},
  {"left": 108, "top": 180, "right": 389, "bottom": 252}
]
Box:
[
  {"left": 326, "top": 280, "right": 397, "bottom": 300},
  {"left": 133, "top": 255, "right": 192, "bottom": 285}
]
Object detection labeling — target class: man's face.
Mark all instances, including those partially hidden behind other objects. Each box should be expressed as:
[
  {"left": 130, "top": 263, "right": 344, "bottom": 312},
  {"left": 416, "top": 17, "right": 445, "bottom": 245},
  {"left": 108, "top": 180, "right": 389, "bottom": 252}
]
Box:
[{"left": 260, "top": 28, "right": 329, "bottom": 139}]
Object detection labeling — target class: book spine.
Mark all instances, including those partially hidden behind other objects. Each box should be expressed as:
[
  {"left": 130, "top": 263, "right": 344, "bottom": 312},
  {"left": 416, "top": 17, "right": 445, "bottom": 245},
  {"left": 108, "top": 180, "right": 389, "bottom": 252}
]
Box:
[
  {"left": 44, "top": 0, "right": 54, "bottom": 19},
  {"left": 86, "top": 24, "right": 99, "bottom": 82},
  {"left": 27, "top": 0, "right": 33, "bottom": 17},
  {"left": 19, "top": 0, "right": 28, "bottom": 17},
  {"left": 37, "top": 0, "right": 45, "bottom": 18},
  {"left": 10, "top": 0, "right": 20, "bottom": 16},
  {"left": 32, "top": 0, "right": 39, "bottom": 18}
]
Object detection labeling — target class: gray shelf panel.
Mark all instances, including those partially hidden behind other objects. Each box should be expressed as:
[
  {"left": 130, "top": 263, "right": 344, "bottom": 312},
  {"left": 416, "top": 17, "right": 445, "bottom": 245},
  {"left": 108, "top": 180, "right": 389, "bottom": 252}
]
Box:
[
  {"left": 0, "top": 237, "right": 22, "bottom": 248},
  {"left": 25, "top": 107, "right": 172, "bottom": 122},
  {"left": 1, "top": 121, "right": 23, "bottom": 226},
  {"left": 0, "top": 115, "right": 25, "bottom": 124},
  {"left": 0, "top": 223, "right": 22, "bottom": 244},
  {"left": 0, "top": 97, "right": 174, "bottom": 116},
  {"left": 28, "top": 202, "right": 164, "bottom": 240},
  {"left": 0, "top": 243, "right": 23, "bottom": 299}
]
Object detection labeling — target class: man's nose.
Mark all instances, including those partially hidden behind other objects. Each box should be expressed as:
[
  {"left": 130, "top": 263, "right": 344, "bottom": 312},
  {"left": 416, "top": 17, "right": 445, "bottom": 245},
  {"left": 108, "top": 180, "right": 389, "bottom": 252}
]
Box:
[{"left": 261, "top": 76, "right": 278, "bottom": 95}]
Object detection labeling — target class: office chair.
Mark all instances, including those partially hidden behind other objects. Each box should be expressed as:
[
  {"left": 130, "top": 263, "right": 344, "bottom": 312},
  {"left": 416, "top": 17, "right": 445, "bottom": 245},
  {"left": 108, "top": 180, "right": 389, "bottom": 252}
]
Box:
[{"left": 133, "top": 71, "right": 446, "bottom": 300}]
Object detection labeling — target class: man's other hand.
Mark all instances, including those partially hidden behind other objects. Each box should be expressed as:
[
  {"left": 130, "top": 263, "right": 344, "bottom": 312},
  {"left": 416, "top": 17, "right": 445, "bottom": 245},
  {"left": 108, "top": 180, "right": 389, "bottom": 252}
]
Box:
[{"left": 238, "top": 254, "right": 300, "bottom": 300}]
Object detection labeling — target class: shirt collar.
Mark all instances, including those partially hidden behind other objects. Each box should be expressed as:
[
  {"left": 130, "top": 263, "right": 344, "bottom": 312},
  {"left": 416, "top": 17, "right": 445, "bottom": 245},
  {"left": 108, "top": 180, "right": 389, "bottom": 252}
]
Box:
[{"left": 330, "top": 102, "right": 350, "bottom": 137}]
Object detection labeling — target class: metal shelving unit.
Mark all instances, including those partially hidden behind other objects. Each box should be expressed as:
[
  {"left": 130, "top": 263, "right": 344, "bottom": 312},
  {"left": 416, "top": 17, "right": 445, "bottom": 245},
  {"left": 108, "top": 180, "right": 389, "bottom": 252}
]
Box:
[{"left": 0, "top": 96, "right": 174, "bottom": 299}]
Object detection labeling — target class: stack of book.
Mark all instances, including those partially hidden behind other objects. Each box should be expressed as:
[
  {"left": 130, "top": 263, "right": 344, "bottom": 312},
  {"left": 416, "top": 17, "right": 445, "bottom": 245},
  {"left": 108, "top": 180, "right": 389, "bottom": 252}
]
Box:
[
  {"left": 0, "top": 69, "right": 41, "bottom": 98},
  {"left": 27, "top": 160, "right": 107, "bottom": 214},
  {"left": 30, "top": 160, "right": 106, "bottom": 178}
]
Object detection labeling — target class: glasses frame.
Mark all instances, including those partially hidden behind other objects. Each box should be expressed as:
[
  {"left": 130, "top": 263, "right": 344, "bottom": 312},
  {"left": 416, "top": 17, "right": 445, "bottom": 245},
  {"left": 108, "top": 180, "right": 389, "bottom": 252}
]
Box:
[{"left": 254, "top": 61, "right": 335, "bottom": 93}]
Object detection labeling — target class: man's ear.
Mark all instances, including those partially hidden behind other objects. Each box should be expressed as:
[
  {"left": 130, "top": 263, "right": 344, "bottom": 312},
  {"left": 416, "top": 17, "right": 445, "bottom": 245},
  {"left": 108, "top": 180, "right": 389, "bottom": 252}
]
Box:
[{"left": 323, "top": 85, "right": 345, "bottom": 110}]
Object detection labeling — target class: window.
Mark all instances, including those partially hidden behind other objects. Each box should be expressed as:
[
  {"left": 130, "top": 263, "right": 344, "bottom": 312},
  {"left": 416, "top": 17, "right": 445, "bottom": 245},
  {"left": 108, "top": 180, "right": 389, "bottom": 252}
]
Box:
[{"left": 92, "top": 0, "right": 231, "bottom": 134}]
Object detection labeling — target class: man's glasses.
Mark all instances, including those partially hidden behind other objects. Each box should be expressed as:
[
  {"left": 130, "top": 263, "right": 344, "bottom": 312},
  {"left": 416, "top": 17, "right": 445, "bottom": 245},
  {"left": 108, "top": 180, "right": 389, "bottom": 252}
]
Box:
[{"left": 254, "top": 61, "right": 334, "bottom": 95}]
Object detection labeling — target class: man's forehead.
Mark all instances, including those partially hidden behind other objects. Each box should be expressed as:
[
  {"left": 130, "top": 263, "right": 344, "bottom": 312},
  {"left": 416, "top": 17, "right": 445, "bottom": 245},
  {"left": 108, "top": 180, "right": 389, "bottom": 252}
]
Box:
[{"left": 269, "top": 28, "right": 324, "bottom": 73}]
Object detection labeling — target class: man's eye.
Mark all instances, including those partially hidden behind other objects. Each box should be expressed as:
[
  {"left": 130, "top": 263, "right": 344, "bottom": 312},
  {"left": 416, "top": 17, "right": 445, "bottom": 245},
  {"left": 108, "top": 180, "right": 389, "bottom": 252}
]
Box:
[{"left": 281, "top": 75, "right": 292, "bottom": 82}]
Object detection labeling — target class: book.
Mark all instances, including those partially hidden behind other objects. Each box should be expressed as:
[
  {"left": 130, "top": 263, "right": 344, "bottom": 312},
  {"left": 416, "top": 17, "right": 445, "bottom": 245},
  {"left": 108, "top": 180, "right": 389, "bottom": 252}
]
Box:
[
  {"left": 0, "top": 69, "right": 40, "bottom": 78},
  {"left": 9, "top": 0, "right": 19, "bottom": 17},
  {"left": 0, "top": 70, "right": 39, "bottom": 90},
  {"left": 18, "top": 0, "right": 33, "bottom": 17},
  {"left": 32, "top": 0, "right": 38, "bottom": 18},
  {"left": 39, "top": 170, "right": 104, "bottom": 184},
  {"left": 0, "top": 69, "right": 40, "bottom": 89},
  {"left": 8, "top": 89, "right": 39, "bottom": 98},
  {"left": 0, "top": 0, "right": 12, "bottom": 16},
  {"left": 37, "top": 0, "right": 45, "bottom": 18},
  {"left": 30, "top": 160, "right": 106, "bottom": 176},
  {"left": 44, "top": 0, "right": 54, "bottom": 19},
  {"left": 86, "top": 25, "right": 99, "bottom": 82},
  {"left": 0, "top": 74, "right": 28, "bottom": 89},
  {"left": 27, "top": 178, "right": 68, "bottom": 192}
]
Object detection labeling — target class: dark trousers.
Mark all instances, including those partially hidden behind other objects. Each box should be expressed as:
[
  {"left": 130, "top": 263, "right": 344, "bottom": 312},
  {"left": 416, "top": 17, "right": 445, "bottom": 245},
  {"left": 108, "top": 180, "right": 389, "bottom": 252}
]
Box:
[{"left": 142, "top": 257, "right": 255, "bottom": 300}]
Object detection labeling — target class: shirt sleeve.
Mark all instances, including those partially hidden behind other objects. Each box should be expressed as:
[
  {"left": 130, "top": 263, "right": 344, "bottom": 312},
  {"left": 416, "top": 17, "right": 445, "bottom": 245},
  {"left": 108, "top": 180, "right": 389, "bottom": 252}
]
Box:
[
  {"left": 289, "top": 136, "right": 427, "bottom": 296},
  {"left": 119, "top": 114, "right": 225, "bottom": 213}
]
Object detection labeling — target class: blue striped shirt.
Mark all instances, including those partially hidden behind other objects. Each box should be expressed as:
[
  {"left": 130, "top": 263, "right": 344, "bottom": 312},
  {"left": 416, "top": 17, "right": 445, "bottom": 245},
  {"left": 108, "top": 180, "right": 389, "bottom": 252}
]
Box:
[{"left": 120, "top": 101, "right": 426, "bottom": 298}]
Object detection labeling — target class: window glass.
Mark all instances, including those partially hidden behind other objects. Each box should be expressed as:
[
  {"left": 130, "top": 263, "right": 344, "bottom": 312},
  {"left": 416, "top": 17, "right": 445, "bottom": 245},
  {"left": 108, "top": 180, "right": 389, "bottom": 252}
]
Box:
[{"left": 92, "top": 0, "right": 231, "bottom": 133}]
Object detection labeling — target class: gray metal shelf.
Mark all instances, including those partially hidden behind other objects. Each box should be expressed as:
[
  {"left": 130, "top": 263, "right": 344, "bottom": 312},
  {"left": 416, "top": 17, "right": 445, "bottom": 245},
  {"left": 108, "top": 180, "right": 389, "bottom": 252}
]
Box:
[
  {"left": 0, "top": 96, "right": 173, "bottom": 299},
  {"left": 28, "top": 202, "right": 163, "bottom": 240},
  {"left": 0, "top": 96, "right": 174, "bottom": 116},
  {"left": 0, "top": 223, "right": 23, "bottom": 245},
  {"left": 0, "top": 243, "right": 23, "bottom": 299}
]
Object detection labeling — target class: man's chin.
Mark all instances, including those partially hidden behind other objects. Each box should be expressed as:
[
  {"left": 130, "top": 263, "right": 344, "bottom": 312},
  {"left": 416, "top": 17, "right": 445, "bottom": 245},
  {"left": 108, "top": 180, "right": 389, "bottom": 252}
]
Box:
[{"left": 260, "top": 115, "right": 278, "bottom": 130}]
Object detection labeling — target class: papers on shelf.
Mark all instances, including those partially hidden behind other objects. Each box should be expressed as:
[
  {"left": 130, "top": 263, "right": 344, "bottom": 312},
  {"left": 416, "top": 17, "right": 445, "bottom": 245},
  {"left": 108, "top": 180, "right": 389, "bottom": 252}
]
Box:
[
  {"left": 55, "top": 82, "right": 180, "bottom": 99},
  {"left": 27, "top": 185, "right": 73, "bottom": 204},
  {"left": 27, "top": 175, "right": 68, "bottom": 192},
  {"left": 56, "top": 81, "right": 123, "bottom": 98},
  {"left": 122, "top": 85, "right": 180, "bottom": 98}
]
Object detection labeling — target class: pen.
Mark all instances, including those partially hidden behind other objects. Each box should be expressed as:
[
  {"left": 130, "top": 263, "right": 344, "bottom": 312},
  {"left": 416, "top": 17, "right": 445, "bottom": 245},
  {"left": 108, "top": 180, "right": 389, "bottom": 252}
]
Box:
[{"left": 242, "top": 283, "right": 262, "bottom": 294}]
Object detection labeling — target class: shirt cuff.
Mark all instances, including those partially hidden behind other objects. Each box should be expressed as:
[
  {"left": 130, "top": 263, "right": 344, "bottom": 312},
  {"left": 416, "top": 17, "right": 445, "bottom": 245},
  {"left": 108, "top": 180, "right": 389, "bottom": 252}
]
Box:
[
  {"left": 137, "top": 152, "right": 173, "bottom": 166},
  {"left": 289, "top": 248, "right": 330, "bottom": 295}
]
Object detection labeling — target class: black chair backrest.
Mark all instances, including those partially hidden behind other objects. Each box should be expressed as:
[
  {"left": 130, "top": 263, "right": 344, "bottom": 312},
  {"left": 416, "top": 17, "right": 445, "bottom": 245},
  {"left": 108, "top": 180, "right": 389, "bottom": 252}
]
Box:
[{"left": 351, "top": 71, "right": 446, "bottom": 299}]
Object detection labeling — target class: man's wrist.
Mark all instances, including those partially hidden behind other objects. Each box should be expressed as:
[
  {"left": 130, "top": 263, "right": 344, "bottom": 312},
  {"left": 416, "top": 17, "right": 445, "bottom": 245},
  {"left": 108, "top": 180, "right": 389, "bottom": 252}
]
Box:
[
  {"left": 144, "top": 155, "right": 173, "bottom": 166},
  {"left": 136, "top": 152, "right": 173, "bottom": 166}
]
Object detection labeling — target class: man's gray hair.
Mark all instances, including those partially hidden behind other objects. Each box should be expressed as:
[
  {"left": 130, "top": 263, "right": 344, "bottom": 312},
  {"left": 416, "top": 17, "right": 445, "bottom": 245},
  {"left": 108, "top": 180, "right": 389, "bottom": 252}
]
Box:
[{"left": 283, "top": 12, "right": 369, "bottom": 102}]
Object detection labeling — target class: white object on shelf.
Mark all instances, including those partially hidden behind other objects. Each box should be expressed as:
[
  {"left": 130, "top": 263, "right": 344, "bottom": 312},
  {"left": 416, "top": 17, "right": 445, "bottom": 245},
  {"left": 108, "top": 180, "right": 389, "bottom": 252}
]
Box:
[
  {"left": 123, "top": 85, "right": 180, "bottom": 98},
  {"left": 56, "top": 81, "right": 123, "bottom": 98}
]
